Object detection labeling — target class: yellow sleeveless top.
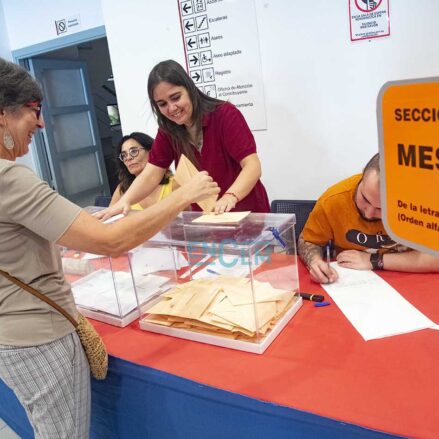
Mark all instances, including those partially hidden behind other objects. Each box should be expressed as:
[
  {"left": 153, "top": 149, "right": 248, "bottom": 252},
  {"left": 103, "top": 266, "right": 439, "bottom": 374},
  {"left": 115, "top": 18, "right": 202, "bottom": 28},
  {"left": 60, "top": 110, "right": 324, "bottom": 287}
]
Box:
[{"left": 131, "top": 177, "right": 173, "bottom": 211}]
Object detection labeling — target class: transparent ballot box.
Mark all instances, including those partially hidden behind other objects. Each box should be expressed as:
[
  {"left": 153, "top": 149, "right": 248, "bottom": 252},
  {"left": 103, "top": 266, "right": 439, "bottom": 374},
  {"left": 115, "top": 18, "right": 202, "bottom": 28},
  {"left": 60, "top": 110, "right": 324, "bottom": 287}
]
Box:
[
  {"left": 60, "top": 230, "right": 178, "bottom": 327},
  {"left": 137, "top": 212, "right": 302, "bottom": 354}
]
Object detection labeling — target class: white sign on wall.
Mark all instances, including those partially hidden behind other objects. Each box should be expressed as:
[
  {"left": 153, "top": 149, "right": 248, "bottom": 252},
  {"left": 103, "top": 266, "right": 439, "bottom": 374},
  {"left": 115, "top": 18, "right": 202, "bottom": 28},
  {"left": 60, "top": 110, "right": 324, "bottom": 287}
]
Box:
[
  {"left": 54, "top": 14, "right": 82, "bottom": 37},
  {"left": 178, "top": 0, "right": 266, "bottom": 130},
  {"left": 349, "top": 0, "right": 390, "bottom": 42}
]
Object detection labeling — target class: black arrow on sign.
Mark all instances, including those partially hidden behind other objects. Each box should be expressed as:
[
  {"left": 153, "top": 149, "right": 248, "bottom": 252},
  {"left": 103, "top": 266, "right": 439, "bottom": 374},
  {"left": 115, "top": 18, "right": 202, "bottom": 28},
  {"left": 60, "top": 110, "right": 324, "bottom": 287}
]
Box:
[
  {"left": 185, "top": 21, "right": 194, "bottom": 32},
  {"left": 189, "top": 54, "right": 199, "bottom": 65},
  {"left": 191, "top": 72, "right": 201, "bottom": 82},
  {"left": 187, "top": 38, "right": 196, "bottom": 49},
  {"left": 182, "top": 3, "right": 191, "bottom": 13}
]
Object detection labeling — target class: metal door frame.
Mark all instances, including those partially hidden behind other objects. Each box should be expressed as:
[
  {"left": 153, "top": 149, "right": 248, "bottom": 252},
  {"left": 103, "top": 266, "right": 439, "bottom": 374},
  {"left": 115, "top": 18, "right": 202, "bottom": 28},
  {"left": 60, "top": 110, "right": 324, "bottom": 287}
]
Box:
[{"left": 12, "top": 26, "right": 106, "bottom": 183}]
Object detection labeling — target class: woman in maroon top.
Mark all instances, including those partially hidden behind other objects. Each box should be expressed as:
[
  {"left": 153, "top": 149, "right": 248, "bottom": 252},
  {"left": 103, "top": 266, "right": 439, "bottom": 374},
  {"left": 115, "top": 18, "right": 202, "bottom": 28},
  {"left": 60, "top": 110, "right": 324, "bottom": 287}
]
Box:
[{"left": 104, "top": 59, "right": 269, "bottom": 216}]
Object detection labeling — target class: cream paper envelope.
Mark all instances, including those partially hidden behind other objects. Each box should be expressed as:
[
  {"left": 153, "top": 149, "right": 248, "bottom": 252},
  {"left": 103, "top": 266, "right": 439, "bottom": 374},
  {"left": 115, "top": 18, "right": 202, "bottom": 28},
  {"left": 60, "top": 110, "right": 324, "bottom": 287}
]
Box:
[
  {"left": 216, "top": 276, "right": 249, "bottom": 287},
  {"left": 210, "top": 296, "right": 277, "bottom": 333},
  {"left": 147, "top": 289, "right": 195, "bottom": 319},
  {"left": 174, "top": 154, "right": 193, "bottom": 186},
  {"left": 192, "top": 211, "right": 251, "bottom": 224},
  {"left": 142, "top": 315, "right": 173, "bottom": 326},
  {"left": 201, "top": 314, "right": 235, "bottom": 331},
  {"left": 184, "top": 285, "right": 221, "bottom": 319},
  {"left": 174, "top": 154, "right": 217, "bottom": 212},
  {"left": 224, "top": 283, "right": 289, "bottom": 306},
  {"left": 146, "top": 298, "right": 173, "bottom": 316}
]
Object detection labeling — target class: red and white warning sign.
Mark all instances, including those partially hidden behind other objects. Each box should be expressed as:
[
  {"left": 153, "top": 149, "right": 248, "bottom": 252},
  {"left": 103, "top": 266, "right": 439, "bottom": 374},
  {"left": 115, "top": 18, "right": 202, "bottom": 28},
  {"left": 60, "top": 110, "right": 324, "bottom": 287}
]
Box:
[{"left": 349, "top": 0, "right": 390, "bottom": 42}]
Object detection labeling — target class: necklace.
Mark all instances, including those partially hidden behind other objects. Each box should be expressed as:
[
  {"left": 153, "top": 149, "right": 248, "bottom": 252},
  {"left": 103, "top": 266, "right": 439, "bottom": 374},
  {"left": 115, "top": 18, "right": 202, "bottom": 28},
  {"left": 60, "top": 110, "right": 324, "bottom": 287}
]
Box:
[
  {"left": 187, "top": 124, "right": 203, "bottom": 151},
  {"left": 195, "top": 131, "right": 203, "bottom": 150},
  {"left": 188, "top": 128, "right": 203, "bottom": 151}
]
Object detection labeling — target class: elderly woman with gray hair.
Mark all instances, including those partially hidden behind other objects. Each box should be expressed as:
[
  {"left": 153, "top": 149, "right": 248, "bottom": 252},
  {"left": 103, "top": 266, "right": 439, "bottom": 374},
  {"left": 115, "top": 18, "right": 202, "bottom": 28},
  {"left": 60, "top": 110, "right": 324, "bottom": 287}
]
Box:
[{"left": 0, "top": 57, "right": 219, "bottom": 438}]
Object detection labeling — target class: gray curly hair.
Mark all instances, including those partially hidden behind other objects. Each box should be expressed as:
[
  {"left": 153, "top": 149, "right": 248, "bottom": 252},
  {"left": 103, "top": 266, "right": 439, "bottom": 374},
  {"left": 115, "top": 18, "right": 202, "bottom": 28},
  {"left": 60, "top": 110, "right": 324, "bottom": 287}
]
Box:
[{"left": 0, "top": 57, "right": 43, "bottom": 111}]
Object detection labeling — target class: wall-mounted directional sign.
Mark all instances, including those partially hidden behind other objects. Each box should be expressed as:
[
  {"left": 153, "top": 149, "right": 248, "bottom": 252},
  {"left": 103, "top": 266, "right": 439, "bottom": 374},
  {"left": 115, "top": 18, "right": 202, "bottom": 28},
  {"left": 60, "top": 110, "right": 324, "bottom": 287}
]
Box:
[
  {"left": 378, "top": 78, "right": 439, "bottom": 255},
  {"left": 181, "top": 1, "right": 193, "bottom": 16},
  {"left": 188, "top": 53, "right": 200, "bottom": 67},
  {"left": 190, "top": 70, "right": 202, "bottom": 83},
  {"left": 178, "top": 0, "right": 267, "bottom": 130},
  {"left": 183, "top": 18, "right": 195, "bottom": 33},
  {"left": 194, "top": 0, "right": 206, "bottom": 13},
  {"left": 185, "top": 35, "right": 198, "bottom": 51},
  {"left": 198, "top": 32, "right": 210, "bottom": 48},
  {"left": 200, "top": 50, "right": 212, "bottom": 65}
]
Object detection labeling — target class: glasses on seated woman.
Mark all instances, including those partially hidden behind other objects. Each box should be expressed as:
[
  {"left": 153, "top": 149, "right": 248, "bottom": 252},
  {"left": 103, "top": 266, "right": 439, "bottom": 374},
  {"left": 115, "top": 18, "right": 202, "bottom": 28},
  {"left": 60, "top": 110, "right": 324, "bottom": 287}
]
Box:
[
  {"left": 110, "top": 132, "right": 174, "bottom": 210},
  {"left": 118, "top": 146, "right": 143, "bottom": 162}
]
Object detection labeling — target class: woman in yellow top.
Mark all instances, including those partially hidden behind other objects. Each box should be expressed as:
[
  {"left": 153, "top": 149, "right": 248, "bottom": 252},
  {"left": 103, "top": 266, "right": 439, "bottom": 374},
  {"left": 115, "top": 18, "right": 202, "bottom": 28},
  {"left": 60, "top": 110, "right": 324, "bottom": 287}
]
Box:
[{"left": 110, "top": 132, "right": 175, "bottom": 210}]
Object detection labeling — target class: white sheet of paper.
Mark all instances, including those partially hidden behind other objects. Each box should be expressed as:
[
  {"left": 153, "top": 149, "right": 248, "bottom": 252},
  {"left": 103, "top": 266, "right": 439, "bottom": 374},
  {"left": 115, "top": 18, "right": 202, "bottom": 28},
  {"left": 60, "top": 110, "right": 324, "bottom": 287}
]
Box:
[
  {"left": 130, "top": 247, "right": 188, "bottom": 275},
  {"left": 103, "top": 213, "right": 124, "bottom": 224},
  {"left": 192, "top": 211, "right": 251, "bottom": 224},
  {"left": 321, "top": 263, "right": 437, "bottom": 341},
  {"left": 72, "top": 269, "right": 169, "bottom": 316},
  {"left": 82, "top": 252, "right": 104, "bottom": 260}
]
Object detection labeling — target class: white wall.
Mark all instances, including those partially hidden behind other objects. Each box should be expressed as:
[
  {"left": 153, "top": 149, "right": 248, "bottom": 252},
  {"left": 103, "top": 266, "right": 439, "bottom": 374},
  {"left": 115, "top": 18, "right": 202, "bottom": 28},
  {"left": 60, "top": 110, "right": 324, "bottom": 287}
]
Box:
[
  {"left": 0, "top": 1, "right": 12, "bottom": 60},
  {"left": 4, "top": 0, "right": 439, "bottom": 201},
  {"left": 0, "top": 1, "right": 37, "bottom": 170},
  {"left": 101, "top": 1, "right": 185, "bottom": 135},
  {"left": 2, "top": 0, "right": 104, "bottom": 50}
]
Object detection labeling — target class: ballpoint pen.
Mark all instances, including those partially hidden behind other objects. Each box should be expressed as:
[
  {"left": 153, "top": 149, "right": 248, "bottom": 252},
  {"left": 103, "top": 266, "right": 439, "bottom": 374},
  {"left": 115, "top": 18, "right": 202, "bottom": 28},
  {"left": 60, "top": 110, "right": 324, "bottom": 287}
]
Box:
[
  {"left": 326, "top": 240, "right": 332, "bottom": 268},
  {"left": 206, "top": 268, "right": 221, "bottom": 275},
  {"left": 268, "top": 227, "right": 286, "bottom": 248}
]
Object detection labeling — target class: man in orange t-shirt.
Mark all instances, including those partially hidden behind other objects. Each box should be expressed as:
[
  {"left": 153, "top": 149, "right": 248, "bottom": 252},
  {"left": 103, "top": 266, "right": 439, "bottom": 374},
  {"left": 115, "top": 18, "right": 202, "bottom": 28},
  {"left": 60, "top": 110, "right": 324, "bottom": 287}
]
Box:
[{"left": 299, "top": 153, "right": 439, "bottom": 283}]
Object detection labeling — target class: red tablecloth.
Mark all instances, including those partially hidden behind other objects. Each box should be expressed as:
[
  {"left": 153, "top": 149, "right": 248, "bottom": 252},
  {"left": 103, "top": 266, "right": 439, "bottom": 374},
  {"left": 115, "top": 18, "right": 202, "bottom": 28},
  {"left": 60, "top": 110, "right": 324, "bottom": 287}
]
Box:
[{"left": 92, "top": 263, "right": 439, "bottom": 438}]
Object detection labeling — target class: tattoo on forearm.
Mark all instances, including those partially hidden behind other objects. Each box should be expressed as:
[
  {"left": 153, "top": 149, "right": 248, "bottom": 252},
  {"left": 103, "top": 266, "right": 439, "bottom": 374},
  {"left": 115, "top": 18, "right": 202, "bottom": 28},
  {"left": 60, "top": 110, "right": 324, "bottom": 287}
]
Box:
[{"left": 298, "top": 236, "right": 323, "bottom": 268}]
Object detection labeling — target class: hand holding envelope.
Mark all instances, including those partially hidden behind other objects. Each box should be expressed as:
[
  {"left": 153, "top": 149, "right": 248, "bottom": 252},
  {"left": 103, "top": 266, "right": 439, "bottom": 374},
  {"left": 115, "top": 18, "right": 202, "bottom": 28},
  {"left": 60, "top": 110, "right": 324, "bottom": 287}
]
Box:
[
  {"left": 175, "top": 155, "right": 251, "bottom": 224},
  {"left": 174, "top": 154, "right": 218, "bottom": 212}
]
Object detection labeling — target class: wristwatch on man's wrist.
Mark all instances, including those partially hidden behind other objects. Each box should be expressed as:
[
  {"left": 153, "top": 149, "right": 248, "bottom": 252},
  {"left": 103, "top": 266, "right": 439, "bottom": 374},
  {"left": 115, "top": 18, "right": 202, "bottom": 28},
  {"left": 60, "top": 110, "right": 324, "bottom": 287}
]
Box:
[{"left": 370, "top": 253, "right": 384, "bottom": 270}]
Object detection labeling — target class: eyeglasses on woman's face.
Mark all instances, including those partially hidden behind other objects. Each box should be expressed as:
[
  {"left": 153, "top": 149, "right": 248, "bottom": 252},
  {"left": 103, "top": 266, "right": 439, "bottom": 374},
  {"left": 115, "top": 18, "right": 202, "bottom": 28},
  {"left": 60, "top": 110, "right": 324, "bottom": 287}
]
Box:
[{"left": 118, "top": 146, "right": 145, "bottom": 162}]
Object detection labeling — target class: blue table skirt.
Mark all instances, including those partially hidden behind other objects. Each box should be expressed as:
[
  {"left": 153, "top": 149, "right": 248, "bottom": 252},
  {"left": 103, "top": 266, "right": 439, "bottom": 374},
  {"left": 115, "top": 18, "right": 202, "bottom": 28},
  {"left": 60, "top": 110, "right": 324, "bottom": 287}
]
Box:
[{"left": 0, "top": 356, "right": 404, "bottom": 439}]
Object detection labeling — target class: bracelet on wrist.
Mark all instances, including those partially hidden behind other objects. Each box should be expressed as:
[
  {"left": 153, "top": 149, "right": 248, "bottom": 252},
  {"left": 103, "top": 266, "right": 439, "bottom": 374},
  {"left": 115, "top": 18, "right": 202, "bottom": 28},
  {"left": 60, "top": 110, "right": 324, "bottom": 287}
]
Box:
[
  {"left": 370, "top": 253, "right": 384, "bottom": 270},
  {"left": 224, "top": 192, "right": 239, "bottom": 202}
]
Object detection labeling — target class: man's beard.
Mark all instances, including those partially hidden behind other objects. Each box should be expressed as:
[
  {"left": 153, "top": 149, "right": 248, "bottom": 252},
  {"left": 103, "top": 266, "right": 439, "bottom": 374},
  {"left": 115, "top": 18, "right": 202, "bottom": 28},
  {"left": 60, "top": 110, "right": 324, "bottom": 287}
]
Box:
[
  {"left": 354, "top": 182, "right": 381, "bottom": 222},
  {"left": 358, "top": 208, "right": 381, "bottom": 222}
]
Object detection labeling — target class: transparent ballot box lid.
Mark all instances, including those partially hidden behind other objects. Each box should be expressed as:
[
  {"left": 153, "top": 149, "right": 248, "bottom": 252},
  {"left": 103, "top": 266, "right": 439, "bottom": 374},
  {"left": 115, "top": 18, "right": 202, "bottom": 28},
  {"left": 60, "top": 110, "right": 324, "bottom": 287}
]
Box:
[
  {"left": 59, "top": 207, "right": 177, "bottom": 327},
  {"left": 137, "top": 212, "right": 302, "bottom": 354}
]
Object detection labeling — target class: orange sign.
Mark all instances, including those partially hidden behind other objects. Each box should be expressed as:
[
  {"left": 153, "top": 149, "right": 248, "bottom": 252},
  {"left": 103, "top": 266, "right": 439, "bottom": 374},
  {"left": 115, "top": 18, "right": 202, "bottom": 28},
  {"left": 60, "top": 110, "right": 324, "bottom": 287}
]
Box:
[{"left": 378, "top": 79, "right": 439, "bottom": 255}]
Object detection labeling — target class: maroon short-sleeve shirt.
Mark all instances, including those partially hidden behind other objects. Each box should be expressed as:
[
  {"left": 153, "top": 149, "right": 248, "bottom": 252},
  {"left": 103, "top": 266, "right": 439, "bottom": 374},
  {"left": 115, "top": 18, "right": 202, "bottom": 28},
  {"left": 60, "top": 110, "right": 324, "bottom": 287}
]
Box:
[{"left": 149, "top": 102, "right": 270, "bottom": 212}]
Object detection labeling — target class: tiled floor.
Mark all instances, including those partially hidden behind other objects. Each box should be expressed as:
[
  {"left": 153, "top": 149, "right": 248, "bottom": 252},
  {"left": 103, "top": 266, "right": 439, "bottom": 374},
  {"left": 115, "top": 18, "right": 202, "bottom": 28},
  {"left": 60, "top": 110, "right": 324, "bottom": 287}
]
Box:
[{"left": 0, "top": 419, "right": 21, "bottom": 438}]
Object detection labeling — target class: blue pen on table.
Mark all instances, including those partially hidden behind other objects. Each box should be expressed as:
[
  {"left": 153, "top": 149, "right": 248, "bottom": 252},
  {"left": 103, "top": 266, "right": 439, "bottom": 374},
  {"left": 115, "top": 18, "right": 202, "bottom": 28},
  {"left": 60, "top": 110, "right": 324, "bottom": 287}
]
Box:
[
  {"left": 326, "top": 240, "right": 332, "bottom": 268},
  {"left": 314, "top": 301, "right": 331, "bottom": 307}
]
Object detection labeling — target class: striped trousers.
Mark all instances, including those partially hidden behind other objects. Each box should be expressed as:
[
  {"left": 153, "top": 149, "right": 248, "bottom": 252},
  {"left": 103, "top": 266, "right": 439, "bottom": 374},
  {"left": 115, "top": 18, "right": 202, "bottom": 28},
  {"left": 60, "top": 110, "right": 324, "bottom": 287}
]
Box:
[{"left": 0, "top": 332, "right": 90, "bottom": 438}]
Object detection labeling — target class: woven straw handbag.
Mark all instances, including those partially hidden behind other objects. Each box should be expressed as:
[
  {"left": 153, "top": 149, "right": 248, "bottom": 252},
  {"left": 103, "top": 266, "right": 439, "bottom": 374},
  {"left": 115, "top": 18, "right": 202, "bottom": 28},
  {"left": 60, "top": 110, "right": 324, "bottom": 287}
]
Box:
[{"left": 0, "top": 269, "right": 108, "bottom": 380}]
